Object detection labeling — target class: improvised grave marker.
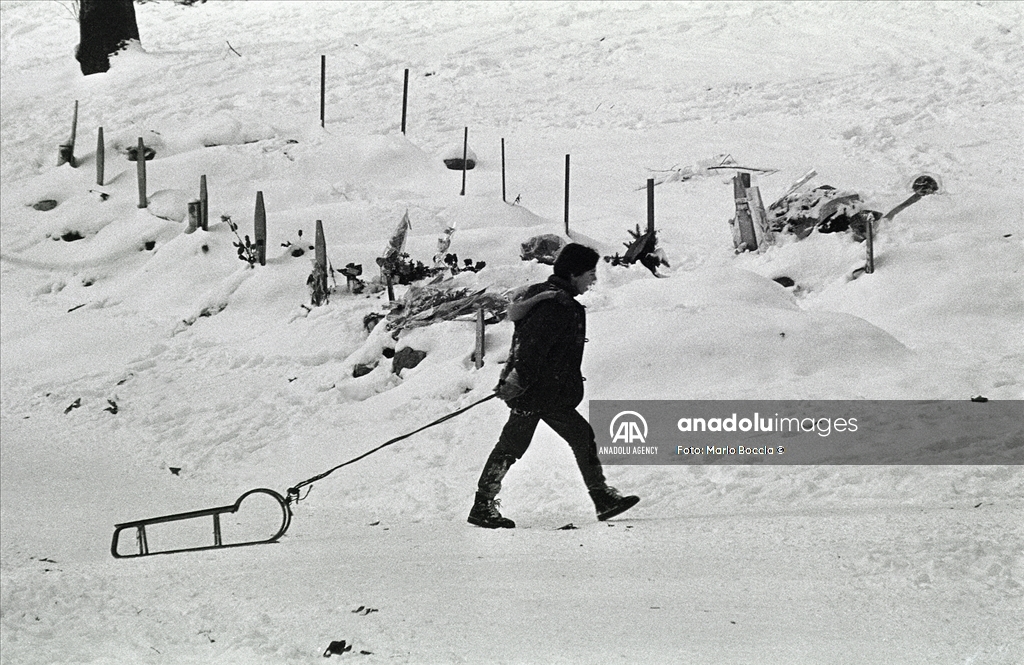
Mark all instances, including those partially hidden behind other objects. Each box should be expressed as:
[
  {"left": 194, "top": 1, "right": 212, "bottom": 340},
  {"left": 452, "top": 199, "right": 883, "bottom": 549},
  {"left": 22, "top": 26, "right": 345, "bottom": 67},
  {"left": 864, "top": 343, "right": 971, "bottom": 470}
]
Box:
[
  {"left": 647, "top": 178, "right": 655, "bottom": 234},
  {"left": 865, "top": 213, "right": 876, "bottom": 274},
  {"left": 58, "top": 100, "right": 79, "bottom": 167},
  {"left": 401, "top": 68, "right": 409, "bottom": 135},
  {"left": 310, "top": 219, "right": 329, "bottom": 306},
  {"left": 475, "top": 307, "right": 486, "bottom": 369},
  {"left": 187, "top": 200, "right": 202, "bottom": 234},
  {"left": 315, "top": 219, "right": 327, "bottom": 269},
  {"left": 747, "top": 185, "right": 773, "bottom": 249},
  {"left": 460, "top": 127, "right": 468, "bottom": 196},
  {"left": 96, "top": 127, "right": 105, "bottom": 186},
  {"left": 136, "top": 138, "right": 147, "bottom": 208},
  {"left": 320, "top": 55, "right": 326, "bottom": 128},
  {"left": 200, "top": 175, "right": 209, "bottom": 230},
  {"left": 564, "top": 154, "right": 570, "bottom": 235},
  {"left": 254, "top": 191, "right": 267, "bottom": 266},
  {"left": 732, "top": 172, "right": 757, "bottom": 252}
]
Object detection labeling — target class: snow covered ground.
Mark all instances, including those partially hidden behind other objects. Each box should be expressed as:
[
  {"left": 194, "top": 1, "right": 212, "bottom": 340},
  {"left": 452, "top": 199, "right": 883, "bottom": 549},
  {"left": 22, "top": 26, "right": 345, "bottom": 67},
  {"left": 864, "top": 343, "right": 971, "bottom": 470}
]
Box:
[{"left": 1, "top": 1, "right": 1022, "bottom": 663}]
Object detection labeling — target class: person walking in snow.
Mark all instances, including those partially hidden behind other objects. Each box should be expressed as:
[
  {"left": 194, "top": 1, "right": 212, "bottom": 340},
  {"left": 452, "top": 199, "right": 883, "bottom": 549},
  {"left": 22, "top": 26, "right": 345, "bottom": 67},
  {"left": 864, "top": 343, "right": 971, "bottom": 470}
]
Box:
[{"left": 468, "top": 243, "right": 640, "bottom": 529}]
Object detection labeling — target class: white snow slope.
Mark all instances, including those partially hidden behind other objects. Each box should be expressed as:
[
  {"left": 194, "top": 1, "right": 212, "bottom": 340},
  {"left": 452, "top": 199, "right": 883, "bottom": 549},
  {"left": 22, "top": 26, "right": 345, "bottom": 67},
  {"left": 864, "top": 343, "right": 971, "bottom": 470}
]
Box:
[{"left": 2, "top": 2, "right": 1023, "bottom": 663}]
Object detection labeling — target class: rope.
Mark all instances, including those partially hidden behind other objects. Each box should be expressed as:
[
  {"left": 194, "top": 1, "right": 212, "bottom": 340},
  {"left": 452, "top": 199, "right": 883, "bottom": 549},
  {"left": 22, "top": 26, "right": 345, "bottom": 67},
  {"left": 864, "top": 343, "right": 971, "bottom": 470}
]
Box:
[{"left": 286, "top": 392, "right": 499, "bottom": 502}]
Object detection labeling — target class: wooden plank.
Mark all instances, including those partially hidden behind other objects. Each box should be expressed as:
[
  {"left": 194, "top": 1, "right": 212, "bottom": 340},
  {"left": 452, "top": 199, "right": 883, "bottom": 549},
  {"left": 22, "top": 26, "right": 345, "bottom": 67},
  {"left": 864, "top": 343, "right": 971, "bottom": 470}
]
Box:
[
  {"left": 315, "top": 219, "right": 327, "bottom": 269},
  {"left": 475, "top": 308, "right": 485, "bottom": 369},
  {"left": 199, "top": 175, "right": 208, "bottom": 230},
  {"left": 733, "top": 173, "right": 757, "bottom": 251},
  {"left": 136, "top": 138, "right": 147, "bottom": 208},
  {"left": 96, "top": 126, "right": 105, "bottom": 185},
  {"left": 746, "top": 186, "right": 774, "bottom": 249},
  {"left": 254, "top": 191, "right": 266, "bottom": 266}
]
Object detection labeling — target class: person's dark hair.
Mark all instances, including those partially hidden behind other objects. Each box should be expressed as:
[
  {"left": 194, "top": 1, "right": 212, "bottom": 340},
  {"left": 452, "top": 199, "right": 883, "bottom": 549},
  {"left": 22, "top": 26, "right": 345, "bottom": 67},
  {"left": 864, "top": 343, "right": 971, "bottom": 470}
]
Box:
[{"left": 553, "top": 243, "right": 600, "bottom": 279}]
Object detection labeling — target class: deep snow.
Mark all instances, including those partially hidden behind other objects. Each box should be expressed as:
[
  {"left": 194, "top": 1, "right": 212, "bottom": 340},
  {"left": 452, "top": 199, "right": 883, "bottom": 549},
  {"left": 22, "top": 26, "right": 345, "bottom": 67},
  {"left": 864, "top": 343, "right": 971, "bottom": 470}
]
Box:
[{"left": 1, "top": 1, "right": 1022, "bottom": 663}]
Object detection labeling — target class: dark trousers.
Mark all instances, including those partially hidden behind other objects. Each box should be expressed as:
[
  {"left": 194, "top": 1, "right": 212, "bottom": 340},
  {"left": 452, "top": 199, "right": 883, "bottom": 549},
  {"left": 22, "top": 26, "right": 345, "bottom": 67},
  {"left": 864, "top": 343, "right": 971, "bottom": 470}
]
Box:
[{"left": 476, "top": 408, "right": 606, "bottom": 499}]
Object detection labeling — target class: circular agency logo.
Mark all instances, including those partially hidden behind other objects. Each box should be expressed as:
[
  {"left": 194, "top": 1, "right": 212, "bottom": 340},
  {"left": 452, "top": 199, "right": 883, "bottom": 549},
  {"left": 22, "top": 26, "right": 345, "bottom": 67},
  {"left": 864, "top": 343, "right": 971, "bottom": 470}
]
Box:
[{"left": 609, "top": 410, "right": 648, "bottom": 444}]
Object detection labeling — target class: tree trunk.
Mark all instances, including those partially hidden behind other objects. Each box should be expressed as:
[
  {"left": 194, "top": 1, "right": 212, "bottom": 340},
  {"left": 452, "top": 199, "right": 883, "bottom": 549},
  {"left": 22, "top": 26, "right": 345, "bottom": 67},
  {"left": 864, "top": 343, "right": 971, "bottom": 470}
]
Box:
[{"left": 77, "top": 0, "right": 140, "bottom": 76}]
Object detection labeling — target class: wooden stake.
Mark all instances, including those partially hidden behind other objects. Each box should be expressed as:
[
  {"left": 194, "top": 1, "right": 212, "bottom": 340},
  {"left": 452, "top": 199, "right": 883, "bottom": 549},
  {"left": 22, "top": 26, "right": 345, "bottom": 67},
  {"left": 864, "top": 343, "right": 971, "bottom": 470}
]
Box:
[
  {"left": 315, "top": 219, "right": 327, "bottom": 270},
  {"left": 70, "top": 100, "right": 78, "bottom": 147},
  {"left": 314, "top": 219, "right": 328, "bottom": 303},
  {"left": 386, "top": 274, "right": 395, "bottom": 303},
  {"left": 647, "top": 178, "right": 655, "bottom": 234},
  {"left": 564, "top": 154, "right": 570, "bottom": 235},
  {"left": 136, "top": 138, "right": 147, "bottom": 208},
  {"left": 320, "top": 55, "right": 326, "bottom": 128},
  {"left": 732, "top": 173, "right": 757, "bottom": 252},
  {"left": 187, "top": 200, "right": 202, "bottom": 234},
  {"left": 475, "top": 307, "right": 485, "bottom": 369},
  {"left": 254, "top": 191, "right": 267, "bottom": 266},
  {"left": 96, "top": 127, "right": 105, "bottom": 186},
  {"left": 57, "top": 100, "right": 79, "bottom": 167},
  {"left": 865, "top": 216, "right": 875, "bottom": 274},
  {"left": 401, "top": 68, "right": 409, "bottom": 134},
  {"left": 199, "top": 175, "right": 208, "bottom": 231},
  {"left": 501, "top": 138, "right": 506, "bottom": 203},
  {"left": 460, "top": 127, "right": 468, "bottom": 196}
]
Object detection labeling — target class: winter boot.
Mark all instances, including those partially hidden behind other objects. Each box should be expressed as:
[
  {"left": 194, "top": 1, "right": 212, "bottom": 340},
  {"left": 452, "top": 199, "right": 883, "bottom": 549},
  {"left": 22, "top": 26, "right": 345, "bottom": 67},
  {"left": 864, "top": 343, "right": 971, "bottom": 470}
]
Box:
[
  {"left": 467, "top": 492, "right": 515, "bottom": 529},
  {"left": 589, "top": 485, "right": 640, "bottom": 521}
]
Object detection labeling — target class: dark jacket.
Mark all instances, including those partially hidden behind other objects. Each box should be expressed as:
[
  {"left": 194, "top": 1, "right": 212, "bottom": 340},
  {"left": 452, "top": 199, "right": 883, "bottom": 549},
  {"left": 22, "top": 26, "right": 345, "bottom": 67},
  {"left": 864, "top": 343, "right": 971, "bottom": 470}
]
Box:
[{"left": 501, "top": 275, "right": 587, "bottom": 412}]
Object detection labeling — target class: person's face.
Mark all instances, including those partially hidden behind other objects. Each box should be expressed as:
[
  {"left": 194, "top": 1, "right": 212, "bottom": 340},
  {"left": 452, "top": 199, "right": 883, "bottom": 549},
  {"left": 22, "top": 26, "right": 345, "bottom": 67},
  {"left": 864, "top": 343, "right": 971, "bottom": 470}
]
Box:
[{"left": 571, "top": 268, "right": 597, "bottom": 294}]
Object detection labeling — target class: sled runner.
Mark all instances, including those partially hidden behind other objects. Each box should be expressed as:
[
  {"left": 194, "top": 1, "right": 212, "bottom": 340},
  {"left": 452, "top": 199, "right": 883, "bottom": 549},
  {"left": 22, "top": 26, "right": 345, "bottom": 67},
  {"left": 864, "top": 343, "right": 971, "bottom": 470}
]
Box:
[
  {"left": 111, "top": 394, "right": 498, "bottom": 559},
  {"left": 110, "top": 488, "right": 292, "bottom": 558}
]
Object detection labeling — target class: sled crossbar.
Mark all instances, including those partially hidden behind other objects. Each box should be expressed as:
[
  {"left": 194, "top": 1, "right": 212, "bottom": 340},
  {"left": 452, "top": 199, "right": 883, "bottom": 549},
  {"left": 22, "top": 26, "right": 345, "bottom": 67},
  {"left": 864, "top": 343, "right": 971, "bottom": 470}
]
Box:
[{"left": 110, "top": 488, "right": 292, "bottom": 559}]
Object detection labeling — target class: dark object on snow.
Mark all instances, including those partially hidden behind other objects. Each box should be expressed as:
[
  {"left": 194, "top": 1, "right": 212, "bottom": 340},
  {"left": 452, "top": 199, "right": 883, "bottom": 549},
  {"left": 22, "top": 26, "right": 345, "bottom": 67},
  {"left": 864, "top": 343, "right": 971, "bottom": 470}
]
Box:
[
  {"left": 444, "top": 157, "right": 476, "bottom": 170},
  {"left": 767, "top": 185, "right": 877, "bottom": 240},
  {"left": 363, "top": 312, "right": 385, "bottom": 332},
  {"left": 605, "top": 225, "right": 669, "bottom": 276},
  {"left": 104, "top": 399, "right": 118, "bottom": 414},
  {"left": 308, "top": 262, "right": 329, "bottom": 306},
  {"left": 392, "top": 347, "right": 427, "bottom": 374},
  {"left": 773, "top": 276, "right": 795, "bottom": 288},
  {"left": 443, "top": 253, "right": 486, "bottom": 275},
  {"left": 61, "top": 231, "right": 84, "bottom": 242},
  {"left": 76, "top": 0, "right": 140, "bottom": 76},
  {"left": 378, "top": 252, "right": 435, "bottom": 285},
  {"left": 912, "top": 174, "right": 941, "bottom": 196},
  {"left": 340, "top": 263, "right": 363, "bottom": 292},
  {"left": 520, "top": 234, "right": 566, "bottom": 265},
  {"left": 352, "top": 362, "right": 376, "bottom": 378},
  {"left": 971, "top": 395, "right": 989, "bottom": 403},
  {"left": 64, "top": 398, "right": 82, "bottom": 414},
  {"left": 33, "top": 199, "right": 59, "bottom": 211},
  {"left": 126, "top": 144, "right": 156, "bottom": 162},
  {"left": 169, "top": 467, "right": 181, "bottom": 476},
  {"left": 351, "top": 606, "right": 378, "bottom": 615},
  {"left": 558, "top": 523, "right": 579, "bottom": 530},
  {"left": 323, "top": 640, "right": 352, "bottom": 657}
]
